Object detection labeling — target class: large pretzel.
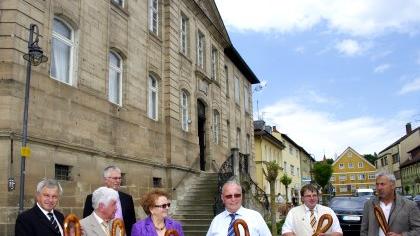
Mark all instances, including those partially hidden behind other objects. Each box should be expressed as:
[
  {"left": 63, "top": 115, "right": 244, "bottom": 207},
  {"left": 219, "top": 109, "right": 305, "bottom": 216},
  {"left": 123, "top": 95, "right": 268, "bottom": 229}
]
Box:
[
  {"left": 111, "top": 218, "right": 126, "bottom": 236},
  {"left": 233, "top": 219, "right": 250, "bottom": 236},
  {"left": 63, "top": 213, "right": 81, "bottom": 236},
  {"left": 312, "top": 214, "right": 333, "bottom": 236},
  {"left": 373, "top": 204, "right": 389, "bottom": 234},
  {"left": 164, "top": 229, "right": 180, "bottom": 236}
]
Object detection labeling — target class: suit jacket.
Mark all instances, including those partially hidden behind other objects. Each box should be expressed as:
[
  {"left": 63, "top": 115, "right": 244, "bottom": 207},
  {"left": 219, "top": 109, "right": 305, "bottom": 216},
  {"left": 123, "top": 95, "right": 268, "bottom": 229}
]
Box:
[
  {"left": 15, "top": 204, "right": 64, "bottom": 236},
  {"left": 360, "top": 194, "right": 420, "bottom": 236},
  {"left": 131, "top": 216, "right": 184, "bottom": 236},
  {"left": 83, "top": 190, "right": 136, "bottom": 236},
  {"left": 80, "top": 212, "right": 111, "bottom": 236}
]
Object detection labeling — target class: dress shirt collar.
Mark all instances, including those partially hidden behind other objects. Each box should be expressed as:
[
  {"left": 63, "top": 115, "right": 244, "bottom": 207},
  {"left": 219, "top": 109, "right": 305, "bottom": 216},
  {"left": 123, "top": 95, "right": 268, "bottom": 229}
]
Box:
[
  {"left": 304, "top": 204, "right": 318, "bottom": 213},
  {"left": 36, "top": 202, "right": 55, "bottom": 217},
  {"left": 93, "top": 211, "right": 107, "bottom": 225},
  {"left": 224, "top": 206, "right": 244, "bottom": 218}
]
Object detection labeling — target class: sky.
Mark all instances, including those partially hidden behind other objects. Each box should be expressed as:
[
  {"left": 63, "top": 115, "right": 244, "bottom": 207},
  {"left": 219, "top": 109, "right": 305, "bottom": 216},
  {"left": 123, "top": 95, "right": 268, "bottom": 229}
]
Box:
[{"left": 215, "top": 0, "right": 420, "bottom": 160}]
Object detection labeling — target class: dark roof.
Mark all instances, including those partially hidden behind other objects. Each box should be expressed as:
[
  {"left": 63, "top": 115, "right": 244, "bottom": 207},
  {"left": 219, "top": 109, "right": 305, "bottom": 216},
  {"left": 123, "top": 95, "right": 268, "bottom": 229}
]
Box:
[
  {"left": 225, "top": 46, "right": 260, "bottom": 84},
  {"left": 254, "top": 129, "right": 285, "bottom": 149},
  {"left": 400, "top": 146, "right": 420, "bottom": 168},
  {"left": 379, "top": 127, "right": 420, "bottom": 154}
]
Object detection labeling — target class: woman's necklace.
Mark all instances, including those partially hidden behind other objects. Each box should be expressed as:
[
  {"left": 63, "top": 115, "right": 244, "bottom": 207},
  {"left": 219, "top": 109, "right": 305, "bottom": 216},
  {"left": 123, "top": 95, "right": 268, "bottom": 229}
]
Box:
[{"left": 154, "top": 224, "right": 166, "bottom": 231}]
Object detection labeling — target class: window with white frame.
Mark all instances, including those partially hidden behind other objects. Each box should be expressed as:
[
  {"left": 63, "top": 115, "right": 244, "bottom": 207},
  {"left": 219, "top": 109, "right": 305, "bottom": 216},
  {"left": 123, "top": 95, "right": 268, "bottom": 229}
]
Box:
[
  {"left": 112, "top": 0, "right": 124, "bottom": 7},
  {"left": 213, "top": 110, "right": 220, "bottom": 144},
  {"left": 348, "top": 163, "right": 354, "bottom": 168},
  {"left": 291, "top": 165, "right": 295, "bottom": 176},
  {"left": 358, "top": 162, "right": 364, "bottom": 168},
  {"left": 149, "top": 0, "right": 159, "bottom": 34},
  {"left": 51, "top": 17, "right": 74, "bottom": 84},
  {"left": 368, "top": 173, "right": 375, "bottom": 179},
  {"left": 284, "top": 161, "right": 287, "bottom": 172},
  {"left": 211, "top": 46, "right": 218, "bottom": 80},
  {"left": 197, "top": 31, "right": 205, "bottom": 69},
  {"left": 148, "top": 75, "right": 158, "bottom": 120},
  {"left": 234, "top": 76, "right": 240, "bottom": 104},
  {"left": 339, "top": 175, "right": 346, "bottom": 181},
  {"left": 236, "top": 128, "right": 241, "bottom": 150},
  {"left": 225, "top": 65, "right": 229, "bottom": 97},
  {"left": 350, "top": 175, "right": 355, "bottom": 180},
  {"left": 358, "top": 174, "right": 365, "bottom": 180},
  {"left": 180, "top": 14, "right": 189, "bottom": 55},
  {"left": 339, "top": 186, "right": 348, "bottom": 192},
  {"left": 181, "top": 90, "right": 189, "bottom": 131},
  {"left": 108, "top": 51, "right": 122, "bottom": 105},
  {"left": 244, "top": 85, "right": 249, "bottom": 113},
  {"left": 330, "top": 176, "right": 335, "bottom": 181},
  {"left": 339, "top": 163, "right": 344, "bottom": 169}
]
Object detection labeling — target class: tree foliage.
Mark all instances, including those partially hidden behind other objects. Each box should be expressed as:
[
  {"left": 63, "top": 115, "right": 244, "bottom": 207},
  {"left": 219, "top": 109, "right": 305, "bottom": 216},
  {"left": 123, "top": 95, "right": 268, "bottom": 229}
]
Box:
[
  {"left": 363, "top": 153, "right": 378, "bottom": 165},
  {"left": 280, "top": 174, "right": 292, "bottom": 202},
  {"left": 313, "top": 161, "right": 333, "bottom": 190}
]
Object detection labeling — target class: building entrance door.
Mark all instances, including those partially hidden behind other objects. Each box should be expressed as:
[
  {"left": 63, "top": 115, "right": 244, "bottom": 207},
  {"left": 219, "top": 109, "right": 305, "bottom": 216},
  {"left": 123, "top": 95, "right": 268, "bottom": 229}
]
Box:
[{"left": 197, "top": 100, "right": 206, "bottom": 171}]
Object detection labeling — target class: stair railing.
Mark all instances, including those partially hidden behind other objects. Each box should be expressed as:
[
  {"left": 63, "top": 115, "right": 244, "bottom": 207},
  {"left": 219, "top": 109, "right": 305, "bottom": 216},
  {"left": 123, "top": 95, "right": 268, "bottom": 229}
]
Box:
[{"left": 213, "top": 154, "right": 234, "bottom": 215}]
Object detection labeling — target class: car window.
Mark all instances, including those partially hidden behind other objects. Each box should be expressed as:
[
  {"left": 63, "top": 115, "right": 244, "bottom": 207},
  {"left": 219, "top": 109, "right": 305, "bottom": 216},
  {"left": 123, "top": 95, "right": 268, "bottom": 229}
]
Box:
[{"left": 330, "top": 198, "right": 365, "bottom": 209}]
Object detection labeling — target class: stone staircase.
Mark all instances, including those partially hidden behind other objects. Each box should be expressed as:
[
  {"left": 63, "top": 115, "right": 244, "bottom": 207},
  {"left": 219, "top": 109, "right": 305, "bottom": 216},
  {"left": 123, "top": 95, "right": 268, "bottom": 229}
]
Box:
[{"left": 172, "top": 172, "right": 218, "bottom": 236}]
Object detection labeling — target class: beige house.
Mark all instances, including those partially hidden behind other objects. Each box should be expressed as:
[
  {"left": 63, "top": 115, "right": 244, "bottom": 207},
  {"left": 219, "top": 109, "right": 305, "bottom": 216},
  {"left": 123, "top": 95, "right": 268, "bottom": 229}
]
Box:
[
  {"left": 376, "top": 123, "right": 420, "bottom": 193},
  {"left": 0, "top": 0, "right": 259, "bottom": 233}
]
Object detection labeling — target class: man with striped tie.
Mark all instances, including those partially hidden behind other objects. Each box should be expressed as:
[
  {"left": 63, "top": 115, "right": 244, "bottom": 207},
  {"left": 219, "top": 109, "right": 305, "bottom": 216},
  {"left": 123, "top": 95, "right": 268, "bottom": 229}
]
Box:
[
  {"left": 15, "top": 179, "right": 65, "bottom": 236},
  {"left": 282, "top": 184, "right": 342, "bottom": 236},
  {"left": 206, "top": 179, "right": 271, "bottom": 236}
]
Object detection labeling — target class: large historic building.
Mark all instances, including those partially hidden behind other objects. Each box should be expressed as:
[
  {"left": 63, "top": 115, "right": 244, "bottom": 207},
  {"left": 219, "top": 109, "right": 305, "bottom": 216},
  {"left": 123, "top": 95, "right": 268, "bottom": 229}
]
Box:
[
  {"left": 0, "top": 0, "right": 259, "bottom": 233},
  {"left": 331, "top": 147, "right": 376, "bottom": 196}
]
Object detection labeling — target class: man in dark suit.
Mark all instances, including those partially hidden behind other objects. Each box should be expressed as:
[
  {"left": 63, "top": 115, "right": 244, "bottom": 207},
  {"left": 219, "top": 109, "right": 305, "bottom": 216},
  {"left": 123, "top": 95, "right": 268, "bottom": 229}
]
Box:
[
  {"left": 15, "top": 178, "right": 64, "bottom": 236},
  {"left": 83, "top": 166, "right": 136, "bottom": 235}
]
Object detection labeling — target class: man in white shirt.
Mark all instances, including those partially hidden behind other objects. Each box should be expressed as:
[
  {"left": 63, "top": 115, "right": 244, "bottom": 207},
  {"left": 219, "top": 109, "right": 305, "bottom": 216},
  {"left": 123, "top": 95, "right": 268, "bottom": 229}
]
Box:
[
  {"left": 206, "top": 180, "right": 271, "bottom": 236},
  {"left": 282, "top": 184, "right": 342, "bottom": 236},
  {"left": 80, "top": 186, "right": 120, "bottom": 236}
]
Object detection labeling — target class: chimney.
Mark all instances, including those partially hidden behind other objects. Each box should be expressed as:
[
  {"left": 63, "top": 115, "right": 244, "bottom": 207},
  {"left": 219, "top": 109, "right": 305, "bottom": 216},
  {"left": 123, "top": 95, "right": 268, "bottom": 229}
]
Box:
[
  {"left": 406, "top": 123, "right": 412, "bottom": 134},
  {"left": 273, "top": 126, "right": 279, "bottom": 133},
  {"left": 264, "top": 125, "right": 272, "bottom": 134}
]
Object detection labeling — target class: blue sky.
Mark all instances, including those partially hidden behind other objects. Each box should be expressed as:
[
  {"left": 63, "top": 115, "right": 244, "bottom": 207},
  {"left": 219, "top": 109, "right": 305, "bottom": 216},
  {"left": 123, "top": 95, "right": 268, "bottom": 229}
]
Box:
[{"left": 215, "top": 0, "right": 420, "bottom": 160}]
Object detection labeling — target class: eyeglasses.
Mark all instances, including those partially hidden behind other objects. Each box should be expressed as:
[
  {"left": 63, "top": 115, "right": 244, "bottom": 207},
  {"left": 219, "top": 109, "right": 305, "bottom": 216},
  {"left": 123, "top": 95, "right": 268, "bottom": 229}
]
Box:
[
  {"left": 155, "top": 203, "right": 171, "bottom": 209},
  {"left": 106, "top": 177, "right": 122, "bottom": 180},
  {"left": 224, "top": 194, "right": 242, "bottom": 199}
]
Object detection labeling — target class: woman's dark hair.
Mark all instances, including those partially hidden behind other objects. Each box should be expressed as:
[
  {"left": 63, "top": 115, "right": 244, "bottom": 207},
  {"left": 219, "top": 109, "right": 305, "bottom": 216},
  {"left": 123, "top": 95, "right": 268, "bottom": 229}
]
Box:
[{"left": 140, "top": 189, "right": 170, "bottom": 215}]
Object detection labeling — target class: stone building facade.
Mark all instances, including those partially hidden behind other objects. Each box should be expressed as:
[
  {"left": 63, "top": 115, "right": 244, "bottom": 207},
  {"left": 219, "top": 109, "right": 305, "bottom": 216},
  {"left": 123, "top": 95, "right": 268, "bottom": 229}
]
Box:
[{"left": 0, "top": 0, "right": 259, "bottom": 234}]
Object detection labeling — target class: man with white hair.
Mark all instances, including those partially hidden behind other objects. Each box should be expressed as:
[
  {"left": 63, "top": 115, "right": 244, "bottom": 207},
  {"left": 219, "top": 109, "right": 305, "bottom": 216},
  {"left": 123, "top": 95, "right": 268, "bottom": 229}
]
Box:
[
  {"left": 361, "top": 172, "right": 420, "bottom": 236},
  {"left": 80, "top": 187, "right": 119, "bottom": 236},
  {"left": 15, "top": 178, "right": 64, "bottom": 236}
]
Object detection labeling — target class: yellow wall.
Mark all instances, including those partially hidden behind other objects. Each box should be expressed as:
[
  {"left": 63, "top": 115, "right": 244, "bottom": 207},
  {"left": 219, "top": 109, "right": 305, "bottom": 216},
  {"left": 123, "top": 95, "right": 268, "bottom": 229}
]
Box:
[{"left": 331, "top": 147, "right": 376, "bottom": 195}]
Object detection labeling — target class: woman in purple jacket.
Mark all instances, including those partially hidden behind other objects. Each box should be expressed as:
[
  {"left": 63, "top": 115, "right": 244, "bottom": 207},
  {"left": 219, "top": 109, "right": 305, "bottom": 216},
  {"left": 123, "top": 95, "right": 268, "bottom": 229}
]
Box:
[{"left": 131, "top": 189, "right": 184, "bottom": 236}]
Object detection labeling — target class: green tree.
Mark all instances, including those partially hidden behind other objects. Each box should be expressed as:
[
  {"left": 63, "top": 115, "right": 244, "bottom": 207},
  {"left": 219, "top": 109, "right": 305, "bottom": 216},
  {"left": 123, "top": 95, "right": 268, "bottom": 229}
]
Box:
[
  {"left": 260, "top": 161, "right": 281, "bottom": 236},
  {"left": 363, "top": 153, "right": 378, "bottom": 165},
  {"left": 280, "top": 174, "right": 292, "bottom": 203},
  {"left": 312, "top": 161, "right": 333, "bottom": 192}
]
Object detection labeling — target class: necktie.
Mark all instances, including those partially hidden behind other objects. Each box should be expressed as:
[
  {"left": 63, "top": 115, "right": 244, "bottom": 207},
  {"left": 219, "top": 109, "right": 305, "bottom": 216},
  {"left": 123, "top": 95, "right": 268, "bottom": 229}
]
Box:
[
  {"left": 310, "top": 209, "right": 317, "bottom": 232},
  {"left": 47, "top": 212, "right": 60, "bottom": 235},
  {"left": 227, "top": 213, "right": 236, "bottom": 236}
]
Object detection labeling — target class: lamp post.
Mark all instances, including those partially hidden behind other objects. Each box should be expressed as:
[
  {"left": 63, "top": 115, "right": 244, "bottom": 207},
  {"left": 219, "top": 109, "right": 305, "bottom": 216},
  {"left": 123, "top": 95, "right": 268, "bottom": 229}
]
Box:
[{"left": 19, "top": 24, "right": 48, "bottom": 213}]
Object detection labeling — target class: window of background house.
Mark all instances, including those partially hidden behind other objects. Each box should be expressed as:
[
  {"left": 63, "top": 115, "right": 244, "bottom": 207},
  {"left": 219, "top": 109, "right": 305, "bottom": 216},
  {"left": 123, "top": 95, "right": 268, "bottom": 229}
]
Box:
[
  {"left": 153, "top": 177, "right": 162, "bottom": 188},
  {"left": 197, "top": 31, "right": 205, "bottom": 69},
  {"left": 109, "top": 51, "right": 122, "bottom": 105},
  {"left": 55, "top": 164, "right": 72, "bottom": 181},
  {"left": 244, "top": 85, "right": 249, "bottom": 113},
  {"left": 225, "top": 65, "right": 229, "bottom": 97},
  {"left": 112, "top": 0, "right": 124, "bottom": 7},
  {"left": 181, "top": 90, "right": 189, "bottom": 131},
  {"left": 339, "top": 163, "right": 344, "bottom": 169},
  {"left": 246, "top": 134, "right": 250, "bottom": 154},
  {"left": 148, "top": 75, "right": 158, "bottom": 120},
  {"left": 51, "top": 17, "right": 74, "bottom": 84},
  {"left": 236, "top": 128, "right": 241, "bottom": 150},
  {"left": 358, "top": 162, "right": 364, "bottom": 168},
  {"left": 180, "top": 14, "right": 189, "bottom": 55},
  {"left": 149, "top": 0, "right": 159, "bottom": 34},
  {"left": 211, "top": 46, "right": 218, "bottom": 80},
  {"left": 234, "top": 76, "right": 240, "bottom": 104},
  {"left": 213, "top": 110, "right": 220, "bottom": 144}
]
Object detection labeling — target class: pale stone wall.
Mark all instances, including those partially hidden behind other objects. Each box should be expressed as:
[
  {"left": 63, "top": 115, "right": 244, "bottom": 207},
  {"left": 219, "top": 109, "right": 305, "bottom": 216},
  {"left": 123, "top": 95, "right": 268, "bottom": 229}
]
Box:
[{"left": 0, "top": 0, "right": 256, "bottom": 234}]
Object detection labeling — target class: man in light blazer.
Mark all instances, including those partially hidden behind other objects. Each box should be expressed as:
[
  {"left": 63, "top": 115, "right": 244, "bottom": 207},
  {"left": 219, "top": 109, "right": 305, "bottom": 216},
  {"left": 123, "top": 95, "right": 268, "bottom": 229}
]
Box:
[
  {"left": 80, "top": 187, "right": 119, "bottom": 236},
  {"left": 361, "top": 172, "right": 420, "bottom": 236},
  {"left": 83, "top": 166, "right": 136, "bottom": 235},
  {"left": 15, "top": 179, "right": 65, "bottom": 236}
]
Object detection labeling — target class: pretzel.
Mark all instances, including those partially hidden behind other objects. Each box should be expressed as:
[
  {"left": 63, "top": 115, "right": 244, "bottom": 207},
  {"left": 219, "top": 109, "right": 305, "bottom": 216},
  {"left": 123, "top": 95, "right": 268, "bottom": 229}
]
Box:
[
  {"left": 312, "top": 214, "right": 333, "bottom": 236},
  {"left": 63, "top": 213, "right": 81, "bottom": 236},
  {"left": 111, "top": 218, "right": 126, "bottom": 236},
  {"left": 164, "top": 229, "right": 180, "bottom": 236},
  {"left": 233, "top": 219, "right": 250, "bottom": 236},
  {"left": 373, "top": 204, "right": 389, "bottom": 234}
]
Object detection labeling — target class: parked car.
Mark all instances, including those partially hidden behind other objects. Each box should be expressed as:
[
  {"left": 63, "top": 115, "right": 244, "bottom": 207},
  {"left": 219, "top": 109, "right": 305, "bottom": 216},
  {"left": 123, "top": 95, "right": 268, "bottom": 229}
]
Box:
[
  {"left": 355, "top": 188, "right": 374, "bottom": 197},
  {"left": 329, "top": 196, "right": 370, "bottom": 235},
  {"left": 414, "top": 195, "right": 420, "bottom": 209}
]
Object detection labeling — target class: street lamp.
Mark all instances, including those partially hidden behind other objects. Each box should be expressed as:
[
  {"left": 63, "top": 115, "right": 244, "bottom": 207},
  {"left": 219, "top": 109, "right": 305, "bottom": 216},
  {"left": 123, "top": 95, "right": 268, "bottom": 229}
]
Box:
[{"left": 19, "top": 24, "right": 48, "bottom": 213}]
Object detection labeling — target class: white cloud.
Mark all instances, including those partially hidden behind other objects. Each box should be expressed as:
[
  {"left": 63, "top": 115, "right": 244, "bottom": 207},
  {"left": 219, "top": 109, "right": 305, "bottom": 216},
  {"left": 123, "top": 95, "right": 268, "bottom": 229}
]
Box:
[
  {"left": 398, "top": 77, "right": 420, "bottom": 95},
  {"left": 295, "top": 46, "right": 305, "bottom": 54},
  {"left": 215, "top": 0, "right": 420, "bottom": 37},
  {"left": 335, "top": 39, "right": 362, "bottom": 56},
  {"left": 259, "top": 99, "right": 412, "bottom": 161},
  {"left": 373, "top": 64, "right": 390, "bottom": 73}
]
